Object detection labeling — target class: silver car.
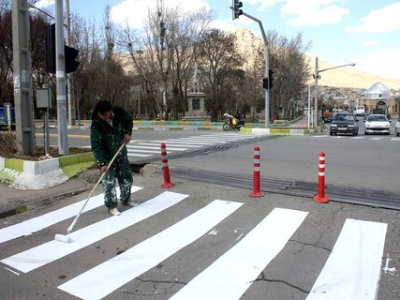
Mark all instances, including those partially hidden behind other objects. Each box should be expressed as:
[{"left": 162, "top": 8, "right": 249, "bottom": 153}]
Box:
[{"left": 364, "top": 114, "right": 391, "bottom": 135}]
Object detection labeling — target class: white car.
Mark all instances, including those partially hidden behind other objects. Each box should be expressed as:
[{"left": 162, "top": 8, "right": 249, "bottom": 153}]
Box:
[
  {"left": 364, "top": 114, "right": 391, "bottom": 135},
  {"left": 395, "top": 118, "right": 400, "bottom": 137}
]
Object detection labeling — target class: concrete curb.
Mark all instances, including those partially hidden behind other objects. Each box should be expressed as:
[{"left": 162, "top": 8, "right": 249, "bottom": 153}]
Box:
[{"left": 0, "top": 152, "right": 95, "bottom": 190}]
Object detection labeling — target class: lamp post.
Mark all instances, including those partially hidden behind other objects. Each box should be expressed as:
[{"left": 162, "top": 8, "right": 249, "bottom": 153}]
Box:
[{"left": 313, "top": 57, "right": 355, "bottom": 128}]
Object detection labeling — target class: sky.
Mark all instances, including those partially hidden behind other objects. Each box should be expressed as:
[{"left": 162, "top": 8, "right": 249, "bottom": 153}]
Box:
[{"left": 35, "top": 0, "right": 400, "bottom": 81}]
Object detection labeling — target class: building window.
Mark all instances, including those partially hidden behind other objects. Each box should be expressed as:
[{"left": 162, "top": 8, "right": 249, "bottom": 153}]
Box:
[{"left": 192, "top": 98, "right": 200, "bottom": 110}]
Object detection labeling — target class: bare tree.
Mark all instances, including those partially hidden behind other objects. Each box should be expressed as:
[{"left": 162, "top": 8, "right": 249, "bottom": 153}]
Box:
[{"left": 198, "top": 29, "right": 243, "bottom": 120}]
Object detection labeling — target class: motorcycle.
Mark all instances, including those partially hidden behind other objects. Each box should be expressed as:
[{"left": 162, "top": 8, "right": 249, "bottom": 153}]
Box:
[{"left": 223, "top": 113, "right": 244, "bottom": 131}]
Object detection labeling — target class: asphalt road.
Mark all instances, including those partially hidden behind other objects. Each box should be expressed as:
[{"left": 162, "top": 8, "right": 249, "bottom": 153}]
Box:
[{"left": 1, "top": 129, "right": 400, "bottom": 299}]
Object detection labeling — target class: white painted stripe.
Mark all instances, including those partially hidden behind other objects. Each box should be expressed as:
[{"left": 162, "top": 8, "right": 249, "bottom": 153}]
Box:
[
  {"left": 318, "top": 172, "right": 325, "bottom": 176},
  {"left": 127, "top": 145, "right": 188, "bottom": 151},
  {"left": 127, "top": 149, "right": 161, "bottom": 154},
  {"left": 306, "top": 219, "right": 387, "bottom": 300},
  {"left": 0, "top": 186, "right": 142, "bottom": 244},
  {"left": 353, "top": 136, "right": 364, "bottom": 139},
  {"left": 390, "top": 138, "right": 400, "bottom": 141},
  {"left": 319, "top": 164, "right": 325, "bottom": 168},
  {"left": 138, "top": 142, "right": 201, "bottom": 148},
  {"left": 370, "top": 137, "right": 383, "bottom": 141},
  {"left": 58, "top": 200, "right": 243, "bottom": 300},
  {"left": 170, "top": 208, "right": 308, "bottom": 300},
  {"left": 127, "top": 153, "right": 151, "bottom": 157},
  {"left": 152, "top": 140, "right": 210, "bottom": 145},
  {"left": 1, "top": 191, "right": 188, "bottom": 273}
]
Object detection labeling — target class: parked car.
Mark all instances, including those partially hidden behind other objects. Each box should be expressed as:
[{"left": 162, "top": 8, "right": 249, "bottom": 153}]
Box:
[
  {"left": 364, "top": 114, "right": 391, "bottom": 135},
  {"left": 395, "top": 118, "right": 400, "bottom": 137},
  {"left": 329, "top": 112, "right": 359, "bottom": 136}
]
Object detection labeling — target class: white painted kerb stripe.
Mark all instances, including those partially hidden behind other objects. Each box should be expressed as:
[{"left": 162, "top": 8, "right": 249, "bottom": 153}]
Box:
[
  {"left": 0, "top": 186, "right": 142, "bottom": 244},
  {"left": 1, "top": 191, "right": 188, "bottom": 273},
  {"left": 169, "top": 208, "right": 308, "bottom": 300},
  {"left": 306, "top": 219, "right": 387, "bottom": 300},
  {"left": 58, "top": 200, "right": 243, "bottom": 300}
]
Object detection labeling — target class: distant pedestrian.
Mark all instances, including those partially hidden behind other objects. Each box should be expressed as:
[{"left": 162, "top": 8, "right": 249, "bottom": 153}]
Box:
[{"left": 90, "top": 100, "right": 136, "bottom": 216}]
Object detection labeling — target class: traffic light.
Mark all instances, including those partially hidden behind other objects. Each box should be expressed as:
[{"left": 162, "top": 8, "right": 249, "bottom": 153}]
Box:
[
  {"left": 232, "top": 0, "right": 243, "bottom": 20},
  {"left": 263, "top": 77, "right": 268, "bottom": 90},
  {"left": 65, "top": 45, "right": 80, "bottom": 73},
  {"left": 45, "top": 23, "right": 80, "bottom": 74},
  {"left": 268, "top": 69, "right": 274, "bottom": 90}
]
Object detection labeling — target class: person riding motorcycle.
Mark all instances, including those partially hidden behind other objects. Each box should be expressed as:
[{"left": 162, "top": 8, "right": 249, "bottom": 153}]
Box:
[{"left": 223, "top": 112, "right": 244, "bottom": 131}]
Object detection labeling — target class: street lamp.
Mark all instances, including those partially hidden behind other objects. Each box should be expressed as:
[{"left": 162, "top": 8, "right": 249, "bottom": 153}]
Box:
[{"left": 313, "top": 57, "right": 356, "bottom": 128}]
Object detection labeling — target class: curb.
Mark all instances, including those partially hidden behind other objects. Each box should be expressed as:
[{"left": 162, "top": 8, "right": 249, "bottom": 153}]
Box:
[{"left": 0, "top": 152, "right": 95, "bottom": 190}]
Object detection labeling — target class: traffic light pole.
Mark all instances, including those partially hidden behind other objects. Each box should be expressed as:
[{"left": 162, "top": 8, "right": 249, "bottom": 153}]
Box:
[
  {"left": 55, "top": 0, "right": 69, "bottom": 155},
  {"left": 241, "top": 12, "right": 270, "bottom": 128}
]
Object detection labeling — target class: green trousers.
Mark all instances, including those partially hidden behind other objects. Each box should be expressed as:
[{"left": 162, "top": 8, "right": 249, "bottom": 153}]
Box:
[{"left": 101, "top": 154, "right": 133, "bottom": 209}]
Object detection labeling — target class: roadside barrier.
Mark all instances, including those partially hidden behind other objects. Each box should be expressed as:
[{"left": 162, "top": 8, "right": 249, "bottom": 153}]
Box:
[
  {"left": 249, "top": 146, "right": 264, "bottom": 198},
  {"left": 313, "top": 151, "right": 330, "bottom": 203},
  {"left": 160, "top": 143, "right": 175, "bottom": 188}
]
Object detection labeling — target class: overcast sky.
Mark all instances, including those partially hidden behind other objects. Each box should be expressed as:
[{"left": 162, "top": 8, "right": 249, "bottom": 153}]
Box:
[{"left": 36, "top": 0, "right": 400, "bottom": 81}]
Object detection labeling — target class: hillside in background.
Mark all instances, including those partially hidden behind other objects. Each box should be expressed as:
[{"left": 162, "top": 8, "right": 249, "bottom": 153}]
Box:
[
  {"left": 311, "top": 58, "right": 400, "bottom": 90},
  {"left": 231, "top": 27, "right": 400, "bottom": 90}
]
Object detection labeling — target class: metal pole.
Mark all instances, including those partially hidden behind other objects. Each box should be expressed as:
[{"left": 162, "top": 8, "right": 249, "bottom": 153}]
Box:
[
  {"left": 241, "top": 11, "right": 270, "bottom": 128},
  {"left": 65, "top": 0, "right": 75, "bottom": 126},
  {"left": 307, "top": 85, "right": 310, "bottom": 130},
  {"left": 55, "top": 0, "right": 69, "bottom": 155},
  {"left": 11, "top": 0, "right": 36, "bottom": 155},
  {"left": 314, "top": 57, "right": 319, "bottom": 129}
]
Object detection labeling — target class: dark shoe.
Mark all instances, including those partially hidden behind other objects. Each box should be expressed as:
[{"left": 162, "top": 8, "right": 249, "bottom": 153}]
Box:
[{"left": 122, "top": 200, "right": 139, "bottom": 207}]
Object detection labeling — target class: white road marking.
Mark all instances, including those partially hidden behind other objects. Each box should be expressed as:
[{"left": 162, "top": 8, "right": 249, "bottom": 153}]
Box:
[
  {"left": 169, "top": 208, "right": 308, "bottom": 300},
  {"left": 307, "top": 219, "right": 387, "bottom": 300},
  {"left": 0, "top": 186, "right": 142, "bottom": 244},
  {"left": 1, "top": 191, "right": 188, "bottom": 273},
  {"left": 137, "top": 142, "right": 201, "bottom": 148},
  {"left": 58, "top": 200, "right": 243, "bottom": 300}
]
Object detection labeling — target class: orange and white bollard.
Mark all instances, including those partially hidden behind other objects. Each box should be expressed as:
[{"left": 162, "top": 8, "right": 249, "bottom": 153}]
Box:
[
  {"left": 313, "top": 151, "right": 330, "bottom": 203},
  {"left": 160, "top": 143, "right": 175, "bottom": 188},
  {"left": 249, "top": 146, "right": 264, "bottom": 198}
]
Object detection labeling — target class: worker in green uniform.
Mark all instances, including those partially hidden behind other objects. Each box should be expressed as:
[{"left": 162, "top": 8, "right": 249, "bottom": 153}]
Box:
[{"left": 90, "top": 100, "right": 135, "bottom": 216}]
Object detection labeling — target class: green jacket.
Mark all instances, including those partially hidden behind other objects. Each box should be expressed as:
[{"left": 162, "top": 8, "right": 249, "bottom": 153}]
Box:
[{"left": 90, "top": 106, "right": 133, "bottom": 167}]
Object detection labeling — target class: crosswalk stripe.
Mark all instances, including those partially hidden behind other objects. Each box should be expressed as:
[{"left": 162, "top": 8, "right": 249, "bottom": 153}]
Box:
[
  {"left": 0, "top": 186, "right": 142, "bottom": 244},
  {"left": 127, "top": 149, "right": 161, "bottom": 154},
  {"left": 306, "top": 219, "right": 387, "bottom": 300},
  {"left": 127, "top": 153, "right": 151, "bottom": 157},
  {"left": 136, "top": 142, "right": 202, "bottom": 148},
  {"left": 57, "top": 200, "right": 243, "bottom": 300},
  {"left": 169, "top": 208, "right": 308, "bottom": 300},
  {"left": 1, "top": 191, "right": 188, "bottom": 273}
]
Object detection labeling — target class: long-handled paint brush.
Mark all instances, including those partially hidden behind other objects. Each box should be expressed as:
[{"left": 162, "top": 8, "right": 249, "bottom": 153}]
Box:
[{"left": 54, "top": 143, "right": 126, "bottom": 243}]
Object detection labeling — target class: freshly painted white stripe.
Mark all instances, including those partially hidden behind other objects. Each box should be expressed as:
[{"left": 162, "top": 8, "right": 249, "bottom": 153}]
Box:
[
  {"left": 138, "top": 142, "right": 201, "bottom": 148},
  {"left": 170, "top": 208, "right": 308, "bottom": 300},
  {"left": 127, "top": 153, "right": 151, "bottom": 157},
  {"left": 128, "top": 145, "right": 188, "bottom": 151},
  {"left": 0, "top": 186, "right": 142, "bottom": 244},
  {"left": 1, "top": 191, "right": 188, "bottom": 273},
  {"left": 58, "top": 200, "right": 243, "bottom": 300},
  {"left": 127, "top": 149, "right": 161, "bottom": 154},
  {"left": 319, "top": 164, "right": 325, "bottom": 168},
  {"left": 318, "top": 172, "right": 325, "bottom": 176},
  {"left": 307, "top": 219, "right": 387, "bottom": 300}
]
